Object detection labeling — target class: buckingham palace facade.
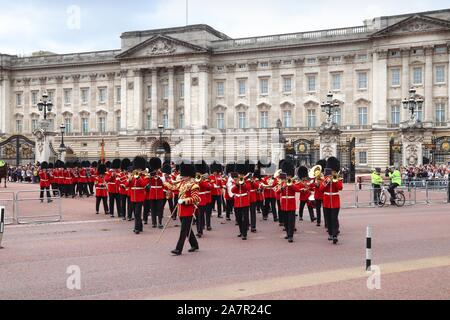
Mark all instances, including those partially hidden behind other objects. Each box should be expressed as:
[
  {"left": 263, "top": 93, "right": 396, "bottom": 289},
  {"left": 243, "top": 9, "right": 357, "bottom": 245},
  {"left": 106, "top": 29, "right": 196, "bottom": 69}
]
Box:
[{"left": 1, "top": 9, "right": 450, "bottom": 170}]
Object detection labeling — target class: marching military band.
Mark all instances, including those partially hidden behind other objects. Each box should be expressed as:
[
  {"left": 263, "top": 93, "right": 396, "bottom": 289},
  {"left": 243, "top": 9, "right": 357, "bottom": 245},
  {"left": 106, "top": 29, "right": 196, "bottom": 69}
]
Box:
[{"left": 37, "top": 156, "right": 344, "bottom": 255}]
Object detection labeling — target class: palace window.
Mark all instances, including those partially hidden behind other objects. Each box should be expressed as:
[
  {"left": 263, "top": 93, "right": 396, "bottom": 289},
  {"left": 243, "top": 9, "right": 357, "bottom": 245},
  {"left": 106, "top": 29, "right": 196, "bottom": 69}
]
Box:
[
  {"left": 98, "top": 116, "right": 106, "bottom": 133},
  {"left": 16, "top": 120, "right": 22, "bottom": 133},
  {"left": 357, "top": 72, "right": 368, "bottom": 90},
  {"left": 332, "top": 56, "right": 341, "bottom": 63},
  {"left": 180, "top": 83, "right": 185, "bottom": 99},
  {"left": 307, "top": 109, "right": 316, "bottom": 128},
  {"left": 48, "top": 119, "right": 54, "bottom": 131},
  {"left": 260, "top": 111, "right": 268, "bottom": 128},
  {"left": 391, "top": 105, "right": 401, "bottom": 124},
  {"left": 238, "top": 80, "right": 246, "bottom": 96},
  {"left": 436, "top": 103, "right": 446, "bottom": 124},
  {"left": 357, "top": 54, "right": 368, "bottom": 61},
  {"left": 98, "top": 88, "right": 107, "bottom": 103},
  {"left": 391, "top": 69, "right": 401, "bottom": 86},
  {"left": 31, "top": 119, "right": 38, "bottom": 132},
  {"left": 16, "top": 93, "right": 23, "bottom": 107},
  {"left": 358, "top": 107, "right": 368, "bottom": 125},
  {"left": 417, "top": 105, "right": 423, "bottom": 121},
  {"left": 64, "top": 118, "right": 72, "bottom": 134},
  {"left": 307, "top": 75, "right": 316, "bottom": 92},
  {"left": 146, "top": 112, "right": 152, "bottom": 130},
  {"left": 359, "top": 151, "right": 368, "bottom": 165},
  {"left": 81, "top": 118, "right": 89, "bottom": 134},
  {"left": 116, "top": 87, "right": 121, "bottom": 103},
  {"left": 31, "top": 91, "right": 39, "bottom": 106},
  {"left": 390, "top": 50, "right": 400, "bottom": 57},
  {"left": 163, "top": 111, "right": 169, "bottom": 128},
  {"left": 238, "top": 112, "right": 246, "bottom": 129},
  {"left": 435, "top": 46, "right": 447, "bottom": 54},
  {"left": 179, "top": 113, "right": 185, "bottom": 129},
  {"left": 47, "top": 90, "right": 54, "bottom": 102},
  {"left": 162, "top": 84, "right": 169, "bottom": 99},
  {"left": 260, "top": 78, "right": 269, "bottom": 95},
  {"left": 64, "top": 89, "right": 72, "bottom": 105},
  {"left": 81, "top": 88, "right": 89, "bottom": 104},
  {"left": 216, "top": 113, "right": 225, "bottom": 129},
  {"left": 238, "top": 64, "right": 247, "bottom": 69},
  {"left": 217, "top": 82, "right": 225, "bottom": 97},
  {"left": 116, "top": 116, "right": 121, "bottom": 131},
  {"left": 332, "top": 108, "right": 341, "bottom": 125},
  {"left": 283, "top": 77, "right": 292, "bottom": 93},
  {"left": 306, "top": 58, "right": 316, "bottom": 64},
  {"left": 435, "top": 66, "right": 445, "bottom": 84},
  {"left": 413, "top": 67, "right": 423, "bottom": 85},
  {"left": 283, "top": 110, "right": 292, "bottom": 128},
  {"left": 147, "top": 85, "right": 152, "bottom": 100},
  {"left": 331, "top": 73, "right": 342, "bottom": 91},
  {"left": 260, "top": 62, "right": 269, "bottom": 68}
]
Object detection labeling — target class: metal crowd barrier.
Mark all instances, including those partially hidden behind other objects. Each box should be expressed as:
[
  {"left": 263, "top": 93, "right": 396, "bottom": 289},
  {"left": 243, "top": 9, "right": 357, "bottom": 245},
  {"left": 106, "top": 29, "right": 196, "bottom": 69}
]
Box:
[
  {"left": 15, "top": 190, "right": 62, "bottom": 224},
  {"left": 0, "top": 192, "right": 16, "bottom": 225}
]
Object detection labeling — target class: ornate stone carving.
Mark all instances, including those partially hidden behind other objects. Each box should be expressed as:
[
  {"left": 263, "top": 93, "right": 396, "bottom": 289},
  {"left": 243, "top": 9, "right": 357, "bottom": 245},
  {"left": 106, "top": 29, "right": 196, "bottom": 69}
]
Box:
[
  {"left": 106, "top": 72, "right": 116, "bottom": 80},
  {"left": 120, "top": 70, "right": 128, "bottom": 78},
  {"left": 89, "top": 73, "right": 98, "bottom": 81},
  {"left": 404, "top": 143, "right": 419, "bottom": 166},
  {"left": 197, "top": 64, "right": 211, "bottom": 73},
  {"left": 294, "top": 57, "right": 305, "bottom": 67},
  {"left": 321, "top": 145, "right": 335, "bottom": 160},
  {"left": 72, "top": 74, "right": 81, "bottom": 83},
  {"left": 39, "top": 77, "right": 47, "bottom": 85},
  {"left": 248, "top": 62, "right": 258, "bottom": 71},
  {"left": 146, "top": 39, "right": 176, "bottom": 55},
  {"left": 226, "top": 63, "right": 236, "bottom": 72},
  {"left": 23, "top": 78, "right": 31, "bottom": 86},
  {"left": 318, "top": 56, "right": 330, "bottom": 65}
]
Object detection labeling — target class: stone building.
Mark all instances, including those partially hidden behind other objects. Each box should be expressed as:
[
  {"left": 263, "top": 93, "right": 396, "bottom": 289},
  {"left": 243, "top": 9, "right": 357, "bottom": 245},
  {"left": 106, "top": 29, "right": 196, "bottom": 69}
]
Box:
[{"left": 1, "top": 9, "right": 450, "bottom": 170}]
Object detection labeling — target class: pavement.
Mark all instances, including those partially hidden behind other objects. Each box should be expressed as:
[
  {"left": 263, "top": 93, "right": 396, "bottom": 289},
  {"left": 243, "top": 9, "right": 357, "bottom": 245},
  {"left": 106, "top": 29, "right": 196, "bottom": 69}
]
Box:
[{"left": 0, "top": 182, "right": 449, "bottom": 300}]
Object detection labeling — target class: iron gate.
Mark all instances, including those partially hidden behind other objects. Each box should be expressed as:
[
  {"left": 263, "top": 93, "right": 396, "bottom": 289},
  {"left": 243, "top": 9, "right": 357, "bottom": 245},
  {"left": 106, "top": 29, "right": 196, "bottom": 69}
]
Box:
[
  {"left": 0, "top": 135, "right": 36, "bottom": 166},
  {"left": 338, "top": 137, "right": 356, "bottom": 183},
  {"left": 432, "top": 136, "right": 450, "bottom": 165},
  {"left": 287, "top": 139, "right": 319, "bottom": 167}
]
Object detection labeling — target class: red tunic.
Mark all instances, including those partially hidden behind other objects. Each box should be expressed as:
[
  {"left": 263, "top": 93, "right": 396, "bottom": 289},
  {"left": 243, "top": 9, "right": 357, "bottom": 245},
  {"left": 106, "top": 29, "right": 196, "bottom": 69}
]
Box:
[
  {"left": 147, "top": 174, "right": 165, "bottom": 200},
  {"left": 277, "top": 183, "right": 301, "bottom": 212},
  {"left": 319, "top": 178, "right": 344, "bottom": 209},
  {"left": 89, "top": 168, "right": 96, "bottom": 183},
  {"left": 78, "top": 168, "right": 88, "bottom": 184},
  {"left": 232, "top": 182, "right": 250, "bottom": 208},
  {"left": 165, "top": 179, "right": 200, "bottom": 217},
  {"left": 63, "top": 169, "right": 73, "bottom": 185},
  {"left": 95, "top": 176, "right": 108, "bottom": 197},
  {"left": 198, "top": 180, "right": 213, "bottom": 207},
  {"left": 39, "top": 170, "right": 51, "bottom": 188},
  {"left": 105, "top": 170, "right": 119, "bottom": 194},
  {"left": 119, "top": 172, "right": 129, "bottom": 196},
  {"left": 248, "top": 180, "right": 259, "bottom": 203},
  {"left": 262, "top": 177, "right": 277, "bottom": 199},
  {"left": 312, "top": 178, "right": 325, "bottom": 201},
  {"left": 128, "top": 175, "right": 150, "bottom": 203},
  {"left": 209, "top": 174, "right": 223, "bottom": 197},
  {"left": 297, "top": 180, "right": 311, "bottom": 201}
]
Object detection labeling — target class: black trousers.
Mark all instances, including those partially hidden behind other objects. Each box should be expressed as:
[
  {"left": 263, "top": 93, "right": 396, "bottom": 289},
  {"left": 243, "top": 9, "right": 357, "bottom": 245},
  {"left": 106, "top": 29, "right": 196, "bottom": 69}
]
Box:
[
  {"left": 78, "top": 183, "right": 89, "bottom": 197},
  {"left": 176, "top": 216, "right": 199, "bottom": 252},
  {"left": 196, "top": 206, "right": 206, "bottom": 234},
  {"left": 324, "top": 207, "right": 340, "bottom": 237},
  {"left": 277, "top": 200, "right": 284, "bottom": 224},
  {"left": 299, "top": 201, "right": 315, "bottom": 221},
  {"left": 388, "top": 183, "right": 399, "bottom": 203},
  {"left": 143, "top": 200, "right": 151, "bottom": 223},
  {"left": 205, "top": 202, "right": 213, "bottom": 228},
  {"left": 109, "top": 193, "right": 121, "bottom": 217},
  {"left": 96, "top": 196, "right": 109, "bottom": 214},
  {"left": 372, "top": 184, "right": 381, "bottom": 205},
  {"left": 256, "top": 200, "right": 263, "bottom": 213},
  {"left": 235, "top": 207, "right": 249, "bottom": 237},
  {"left": 285, "top": 211, "right": 296, "bottom": 238},
  {"left": 40, "top": 187, "right": 51, "bottom": 200},
  {"left": 315, "top": 200, "right": 323, "bottom": 225},
  {"left": 51, "top": 183, "right": 59, "bottom": 197},
  {"left": 150, "top": 199, "right": 165, "bottom": 226},
  {"left": 132, "top": 202, "right": 143, "bottom": 232},
  {"left": 250, "top": 202, "right": 257, "bottom": 230},
  {"left": 226, "top": 199, "right": 234, "bottom": 219},
  {"left": 212, "top": 195, "right": 222, "bottom": 217},
  {"left": 263, "top": 198, "right": 278, "bottom": 221},
  {"left": 127, "top": 197, "right": 134, "bottom": 219},
  {"left": 120, "top": 194, "right": 128, "bottom": 218},
  {"left": 171, "top": 195, "right": 179, "bottom": 219}
]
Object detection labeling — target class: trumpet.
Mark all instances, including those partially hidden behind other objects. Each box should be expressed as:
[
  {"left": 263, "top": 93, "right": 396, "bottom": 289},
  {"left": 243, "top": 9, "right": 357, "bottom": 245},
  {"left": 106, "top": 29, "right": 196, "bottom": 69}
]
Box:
[
  {"left": 237, "top": 175, "right": 245, "bottom": 185},
  {"left": 286, "top": 177, "right": 295, "bottom": 187},
  {"left": 195, "top": 173, "right": 209, "bottom": 183}
]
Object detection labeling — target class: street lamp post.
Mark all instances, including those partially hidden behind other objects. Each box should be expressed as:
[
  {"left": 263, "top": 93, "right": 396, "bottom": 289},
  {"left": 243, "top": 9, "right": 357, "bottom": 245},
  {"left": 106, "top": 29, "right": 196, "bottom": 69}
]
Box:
[
  {"left": 59, "top": 124, "right": 66, "bottom": 149},
  {"left": 156, "top": 125, "right": 166, "bottom": 157},
  {"left": 402, "top": 88, "right": 424, "bottom": 123},
  {"left": 37, "top": 93, "right": 53, "bottom": 121},
  {"left": 321, "top": 92, "right": 340, "bottom": 126}
]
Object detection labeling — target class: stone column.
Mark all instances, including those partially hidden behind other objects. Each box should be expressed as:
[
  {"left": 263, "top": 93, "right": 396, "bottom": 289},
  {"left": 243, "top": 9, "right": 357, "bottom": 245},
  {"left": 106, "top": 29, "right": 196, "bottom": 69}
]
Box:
[
  {"left": 372, "top": 50, "right": 388, "bottom": 126},
  {"left": 401, "top": 48, "right": 411, "bottom": 122},
  {"left": 424, "top": 46, "right": 434, "bottom": 124},
  {"left": 107, "top": 72, "right": 115, "bottom": 132},
  {"left": 72, "top": 75, "right": 80, "bottom": 132},
  {"left": 226, "top": 63, "right": 236, "bottom": 128},
  {"left": 198, "top": 64, "right": 210, "bottom": 128},
  {"left": 151, "top": 68, "right": 158, "bottom": 129},
  {"left": 120, "top": 70, "right": 128, "bottom": 133},
  {"left": 133, "top": 69, "right": 143, "bottom": 131},
  {"left": 294, "top": 58, "right": 305, "bottom": 127},
  {"left": 23, "top": 78, "right": 31, "bottom": 133},
  {"left": 55, "top": 76, "right": 64, "bottom": 127},
  {"left": 184, "top": 65, "right": 192, "bottom": 128},
  {"left": 248, "top": 62, "right": 258, "bottom": 127},
  {"left": 0, "top": 71, "right": 11, "bottom": 133},
  {"left": 168, "top": 67, "right": 175, "bottom": 129},
  {"left": 448, "top": 43, "right": 450, "bottom": 122},
  {"left": 89, "top": 73, "right": 98, "bottom": 131},
  {"left": 402, "top": 128, "right": 424, "bottom": 166}
]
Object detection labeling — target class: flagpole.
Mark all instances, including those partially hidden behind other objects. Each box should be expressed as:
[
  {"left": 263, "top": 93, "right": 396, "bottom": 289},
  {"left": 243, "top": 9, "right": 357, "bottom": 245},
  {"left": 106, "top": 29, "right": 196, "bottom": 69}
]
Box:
[{"left": 186, "top": 0, "right": 189, "bottom": 26}]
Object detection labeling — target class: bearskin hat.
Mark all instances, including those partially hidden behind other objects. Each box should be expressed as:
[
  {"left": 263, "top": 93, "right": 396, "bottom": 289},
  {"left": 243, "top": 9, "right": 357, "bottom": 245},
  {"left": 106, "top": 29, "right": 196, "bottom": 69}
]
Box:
[
  {"left": 112, "top": 159, "right": 121, "bottom": 170},
  {"left": 150, "top": 157, "right": 162, "bottom": 171},
  {"left": 236, "top": 163, "right": 247, "bottom": 175},
  {"left": 297, "top": 166, "right": 309, "bottom": 179},
  {"left": 195, "top": 161, "right": 208, "bottom": 175},
  {"left": 105, "top": 161, "right": 112, "bottom": 169},
  {"left": 278, "top": 159, "right": 286, "bottom": 171},
  {"left": 210, "top": 162, "right": 223, "bottom": 174},
  {"left": 48, "top": 163, "right": 54, "bottom": 169},
  {"left": 180, "top": 161, "right": 195, "bottom": 178},
  {"left": 282, "top": 161, "right": 295, "bottom": 177},
  {"left": 84, "top": 161, "right": 91, "bottom": 168},
  {"left": 41, "top": 161, "right": 48, "bottom": 170},
  {"left": 133, "top": 156, "right": 147, "bottom": 171},
  {"left": 162, "top": 164, "right": 172, "bottom": 175},
  {"left": 225, "top": 163, "right": 236, "bottom": 175},
  {"left": 316, "top": 160, "right": 327, "bottom": 173},
  {"left": 121, "top": 158, "right": 131, "bottom": 171},
  {"left": 326, "top": 157, "right": 340, "bottom": 172},
  {"left": 91, "top": 161, "right": 98, "bottom": 169},
  {"left": 97, "top": 164, "right": 107, "bottom": 175}
]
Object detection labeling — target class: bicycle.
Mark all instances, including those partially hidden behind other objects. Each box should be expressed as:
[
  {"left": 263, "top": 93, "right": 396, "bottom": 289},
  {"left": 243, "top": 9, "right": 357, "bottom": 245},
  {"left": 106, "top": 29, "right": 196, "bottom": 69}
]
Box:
[{"left": 377, "top": 185, "right": 406, "bottom": 208}]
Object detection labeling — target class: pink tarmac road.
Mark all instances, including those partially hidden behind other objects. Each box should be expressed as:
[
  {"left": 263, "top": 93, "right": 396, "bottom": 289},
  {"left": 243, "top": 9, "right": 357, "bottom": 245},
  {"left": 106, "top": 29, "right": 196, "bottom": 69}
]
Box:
[{"left": 0, "top": 182, "right": 449, "bottom": 300}]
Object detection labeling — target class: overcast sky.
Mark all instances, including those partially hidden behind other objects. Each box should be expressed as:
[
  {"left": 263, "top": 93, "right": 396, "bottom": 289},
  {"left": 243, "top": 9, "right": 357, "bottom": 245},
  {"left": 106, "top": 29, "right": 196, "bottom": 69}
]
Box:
[{"left": 0, "top": 0, "right": 448, "bottom": 55}]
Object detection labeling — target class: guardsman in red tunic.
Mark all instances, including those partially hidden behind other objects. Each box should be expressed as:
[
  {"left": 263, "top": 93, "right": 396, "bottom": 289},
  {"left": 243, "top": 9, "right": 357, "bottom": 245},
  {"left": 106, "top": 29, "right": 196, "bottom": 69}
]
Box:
[
  {"left": 164, "top": 163, "right": 200, "bottom": 256},
  {"left": 261, "top": 167, "right": 279, "bottom": 222},
  {"left": 105, "top": 159, "right": 121, "bottom": 218},
  {"left": 319, "top": 157, "right": 343, "bottom": 245},
  {"left": 277, "top": 161, "right": 301, "bottom": 243},
  {"left": 145, "top": 158, "right": 166, "bottom": 229},
  {"left": 119, "top": 159, "right": 131, "bottom": 221},
  {"left": 232, "top": 164, "right": 251, "bottom": 241},
  {"left": 209, "top": 163, "right": 224, "bottom": 219},
  {"left": 248, "top": 165, "right": 259, "bottom": 233},
  {"left": 88, "top": 162, "right": 97, "bottom": 196},
  {"left": 194, "top": 162, "right": 212, "bottom": 237},
  {"left": 297, "top": 166, "right": 316, "bottom": 223},
  {"left": 128, "top": 157, "right": 150, "bottom": 235},
  {"left": 39, "top": 161, "right": 53, "bottom": 203},
  {"left": 310, "top": 160, "right": 327, "bottom": 228},
  {"left": 63, "top": 163, "right": 74, "bottom": 198},
  {"left": 224, "top": 164, "right": 236, "bottom": 221},
  {"left": 169, "top": 165, "right": 180, "bottom": 220},
  {"left": 95, "top": 164, "right": 109, "bottom": 215}
]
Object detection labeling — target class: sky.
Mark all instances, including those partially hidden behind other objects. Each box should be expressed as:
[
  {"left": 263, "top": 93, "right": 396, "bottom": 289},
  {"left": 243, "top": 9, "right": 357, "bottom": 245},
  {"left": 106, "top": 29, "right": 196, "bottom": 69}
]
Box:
[{"left": 0, "top": 0, "right": 449, "bottom": 55}]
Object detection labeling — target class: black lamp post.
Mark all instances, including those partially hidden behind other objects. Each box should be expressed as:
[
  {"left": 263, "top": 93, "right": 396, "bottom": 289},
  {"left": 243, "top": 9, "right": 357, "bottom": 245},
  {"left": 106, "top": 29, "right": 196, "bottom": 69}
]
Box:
[
  {"left": 402, "top": 88, "right": 424, "bottom": 122},
  {"left": 59, "top": 124, "right": 66, "bottom": 149},
  {"left": 156, "top": 124, "right": 166, "bottom": 156},
  {"left": 321, "top": 92, "right": 340, "bottom": 125},
  {"left": 37, "top": 93, "right": 53, "bottom": 121}
]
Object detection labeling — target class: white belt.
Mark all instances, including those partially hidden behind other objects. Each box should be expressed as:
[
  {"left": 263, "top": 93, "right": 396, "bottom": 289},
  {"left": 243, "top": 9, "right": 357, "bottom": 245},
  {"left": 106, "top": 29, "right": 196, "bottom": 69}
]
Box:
[
  {"left": 324, "top": 192, "right": 339, "bottom": 196},
  {"left": 199, "top": 191, "right": 210, "bottom": 195},
  {"left": 234, "top": 193, "right": 248, "bottom": 198},
  {"left": 151, "top": 186, "right": 163, "bottom": 189},
  {"left": 131, "top": 187, "right": 144, "bottom": 190},
  {"left": 107, "top": 183, "right": 116, "bottom": 185},
  {"left": 281, "top": 196, "right": 296, "bottom": 199},
  {"left": 249, "top": 190, "right": 256, "bottom": 193}
]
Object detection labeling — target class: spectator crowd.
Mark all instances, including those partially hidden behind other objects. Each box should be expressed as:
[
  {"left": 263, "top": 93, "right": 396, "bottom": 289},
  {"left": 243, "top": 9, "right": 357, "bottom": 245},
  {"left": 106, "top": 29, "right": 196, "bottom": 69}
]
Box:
[{"left": 6, "top": 163, "right": 39, "bottom": 183}]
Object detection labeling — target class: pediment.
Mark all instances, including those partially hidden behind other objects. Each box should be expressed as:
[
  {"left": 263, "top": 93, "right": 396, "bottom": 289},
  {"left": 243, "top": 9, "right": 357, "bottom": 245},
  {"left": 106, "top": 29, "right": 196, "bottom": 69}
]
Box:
[
  {"left": 372, "top": 14, "right": 450, "bottom": 38},
  {"left": 116, "top": 35, "right": 209, "bottom": 59}
]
